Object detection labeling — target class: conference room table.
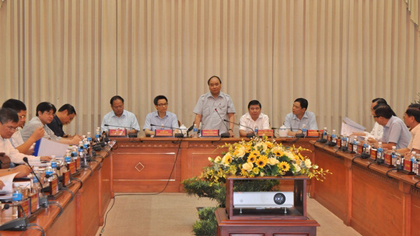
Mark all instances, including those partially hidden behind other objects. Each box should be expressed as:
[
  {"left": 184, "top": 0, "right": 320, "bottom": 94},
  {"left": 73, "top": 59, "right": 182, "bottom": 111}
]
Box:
[
  {"left": 0, "top": 136, "right": 315, "bottom": 236},
  {"left": 109, "top": 136, "right": 317, "bottom": 193},
  {"left": 0, "top": 145, "right": 113, "bottom": 236},
  {"left": 311, "top": 140, "right": 420, "bottom": 236}
]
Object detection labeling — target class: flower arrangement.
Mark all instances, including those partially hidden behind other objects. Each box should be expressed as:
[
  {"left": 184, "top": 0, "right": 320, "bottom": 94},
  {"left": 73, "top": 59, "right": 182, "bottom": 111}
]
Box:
[
  {"left": 183, "top": 136, "right": 330, "bottom": 236},
  {"left": 200, "top": 136, "right": 330, "bottom": 183}
]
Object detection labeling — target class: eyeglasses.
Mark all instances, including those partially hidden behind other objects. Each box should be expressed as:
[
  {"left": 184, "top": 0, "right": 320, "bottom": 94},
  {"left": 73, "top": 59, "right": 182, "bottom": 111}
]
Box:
[
  {"left": 373, "top": 115, "right": 380, "bottom": 118},
  {"left": 157, "top": 103, "right": 168, "bottom": 107},
  {"left": 4, "top": 126, "right": 18, "bottom": 131}
]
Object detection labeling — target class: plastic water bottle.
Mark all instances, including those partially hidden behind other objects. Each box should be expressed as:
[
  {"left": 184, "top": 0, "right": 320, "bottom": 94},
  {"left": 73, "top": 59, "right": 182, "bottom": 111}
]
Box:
[
  {"left": 353, "top": 138, "right": 358, "bottom": 154},
  {"left": 322, "top": 127, "right": 328, "bottom": 140},
  {"left": 411, "top": 151, "right": 417, "bottom": 173},
  {"left": 95, "top": 127, "right": 101, "bottom": 142},
  {"left": 302, "top": 124, "right": 307, "bottom": 138},
  {"left": 192, "top": 124, "right": 198, "bottom": 138},
  {"left": 12, "top": 186, "right": 23, "bottom": 218},
  {"left": 64, "top": 150, "right": 72, "bottom": 164},
  {"left": 377, "top": 142, "right": 384, "bottom": 163},
  {"left": 51, "top": 155, "right": 57, "bottom": 175},
  {"left": 331, "top": 129, "right": 337, "bottom": 144},
  {"left": 87, "top": 132, "right": 92, "bottom": 146},
  {"left": 342, "top": 136, "right": 348, "bottom": 149},
  {"left": 79, "top": 141, "right": 87, "bottom": 167},
  {"left": 71, "top": 146, "right": 78, "bottom": 158}
]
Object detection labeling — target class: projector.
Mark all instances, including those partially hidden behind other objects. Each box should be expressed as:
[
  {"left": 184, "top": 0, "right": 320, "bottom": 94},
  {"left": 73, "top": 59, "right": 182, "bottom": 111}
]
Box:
[{"left": 233, "top": 191, "right": 294, "bottom": 209}]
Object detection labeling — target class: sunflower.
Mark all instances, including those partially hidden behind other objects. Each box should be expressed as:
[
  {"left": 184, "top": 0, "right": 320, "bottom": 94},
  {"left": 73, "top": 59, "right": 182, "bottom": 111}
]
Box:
[
  {"left": 272, "top": 147, "right": 283, "bottom": 156},
  {"left": 247, "top": 155, "right": 257, "bottom": 163},
  {"left": 248, "top": 150, "right": 260, "bottom": 162},
  {"left": 222, "top": 153, "right": 232, "bottom": 165},
  {"left": 277, "top": 161, "right": 290, "bottom": 172},
  {"left": 256, "top": 157, "right": 267, "bottom": 168}
]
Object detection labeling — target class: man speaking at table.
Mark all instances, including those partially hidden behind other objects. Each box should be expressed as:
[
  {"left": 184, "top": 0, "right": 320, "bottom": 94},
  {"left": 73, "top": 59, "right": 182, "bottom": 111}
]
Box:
[
  {"left": 283, "top": 98, "right": 318, "bottom": 136},
  {"left": 101, "top": 95, "right": 141, "bottom": 135},
  {"left": 193, "top": 76, "right": 236, "bottom": 137}
]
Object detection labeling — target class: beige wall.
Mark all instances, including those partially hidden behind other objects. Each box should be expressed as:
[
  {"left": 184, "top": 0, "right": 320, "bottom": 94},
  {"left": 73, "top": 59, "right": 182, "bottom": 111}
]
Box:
[{"left": 0, "top": 0, "right": 419, "bottom": 136}]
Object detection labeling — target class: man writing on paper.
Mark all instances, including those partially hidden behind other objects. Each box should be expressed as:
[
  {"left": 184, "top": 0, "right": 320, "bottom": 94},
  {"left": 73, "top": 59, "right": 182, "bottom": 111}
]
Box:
[
  {"left": 368, "top": 104, "right": 410, "bottom": 150},
  {"left": 193, "top": 76, "right": 236, "bottom": 137},
  {"left": 0, "top": 108, "right": 51, "bottom": 166},
  {"left": 101, "top": 95, "right": 140, "bottom": 134},
  {"left": 47, "top": 104, "right": 77, "bottom": 137},
  {"left": 352, "top": 98, "right": 396, "bottom": 139},
  {"left": 239, "top": 100, "right": 270, "bottom": 137},
  {"left": 283, "top": 98, "right": 318, "bottom": 136},
  {"left": 2, "top": 99, "right": 44, "bottom": 154},
  {"left": 21, "top": 102, "right": 81, "bottom": 145},
  {"left": 143, "top": 95, "right": 179, "bottom": 136}
]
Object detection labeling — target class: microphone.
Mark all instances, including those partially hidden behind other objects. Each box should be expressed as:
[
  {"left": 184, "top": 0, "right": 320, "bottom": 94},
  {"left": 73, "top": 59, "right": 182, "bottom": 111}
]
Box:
[
  {"left": 214, "top": 109, "right": 230, "bottom": 138},
  {"left": 0, "top": 204, "right": 29, "bottom": 231},
  {"left": 186, "top": 124, "right": 194, "bottom": 137},
  {"left": 104, "top": 124, "right": 138, "bottom": 138},
  {"left": 22, "top": 157, "right": 48, "bottom": 208},
  {"left": 223, "top": 119, "right": 255, "bottom": 138},
  {"left": 150, "top": 124, "right": 183, "bottom": 138},
  {"left": 286, "top": 122, "right": 304, "bottom": 138}
]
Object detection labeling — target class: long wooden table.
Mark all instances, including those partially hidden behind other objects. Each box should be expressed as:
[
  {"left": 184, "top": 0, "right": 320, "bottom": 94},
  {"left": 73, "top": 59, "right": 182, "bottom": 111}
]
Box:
[
  {"left": 0, "top": 145, "right": 113, "bottom": 236},
  {"left": 0, "top": 137, "right": 315, "bottom": 235},
  {"left": 311, "top": 141, "right": 420, "bottom": 236},
  {"left": 110, "top": 137, "right": 316, "bottom": 193}
]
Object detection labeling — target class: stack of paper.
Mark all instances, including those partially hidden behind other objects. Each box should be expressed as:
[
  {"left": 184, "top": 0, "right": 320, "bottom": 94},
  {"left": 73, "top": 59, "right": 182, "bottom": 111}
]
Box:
[{"left": 341, "top": 117, "right": 366, "bottom": 136}]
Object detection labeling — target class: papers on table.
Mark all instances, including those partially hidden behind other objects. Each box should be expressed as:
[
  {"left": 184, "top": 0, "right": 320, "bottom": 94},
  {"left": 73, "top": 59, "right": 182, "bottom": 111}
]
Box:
[
  {"left": 341, "top": 117, "right": 366, "bottom": 136},
  {"left": 33, "top": 138, "right": 69, "bottom": 157},
  {"left": 0, "top": 173, "right": 18, "bottom": 200}
]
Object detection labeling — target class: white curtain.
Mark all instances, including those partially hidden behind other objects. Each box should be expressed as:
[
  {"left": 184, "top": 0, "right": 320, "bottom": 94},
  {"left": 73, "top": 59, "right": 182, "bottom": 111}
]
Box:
[{"left": 1, "top": 0, "right": 419, "bottom": 135}]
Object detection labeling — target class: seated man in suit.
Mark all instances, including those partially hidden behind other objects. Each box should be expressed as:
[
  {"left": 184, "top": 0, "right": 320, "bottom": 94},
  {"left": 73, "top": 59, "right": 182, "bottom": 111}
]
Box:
[
  {"left": 47, "top": 104, "right": 77, "bottom": 137},
  {"left": 239, "top": 100, "right": 270, "bottom": 137},
  {"left": 21, "top": 102, "right": 81, "bottom": 145},
  {"left": 368, "top": 104, "right": 410, "bottom": 150},
  {"left": 2, "top": 99, "right": 44, "bottom": 154},
  {"left": 101, "top": 95, "right": 140, "bottom": 134},
  {"left": 283, "top": 98, "right": 318, "bottom": 136},
  {"left": 143, "top": 95, "right": 179, "bottom": 136},
  {"left": 0, "top": 108, "right": 51, "bottom": 165}
]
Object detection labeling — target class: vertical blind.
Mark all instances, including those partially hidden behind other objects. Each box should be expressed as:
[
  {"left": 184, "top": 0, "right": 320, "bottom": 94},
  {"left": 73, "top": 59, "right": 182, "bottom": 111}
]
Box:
[{"left": 0, "top": 0, "right": 419, "bottom": 135}]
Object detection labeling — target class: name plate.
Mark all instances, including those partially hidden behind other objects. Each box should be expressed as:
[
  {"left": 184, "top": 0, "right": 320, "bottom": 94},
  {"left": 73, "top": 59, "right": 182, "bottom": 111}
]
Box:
[
  {"left": 201, "top": 130, "right": 219, "bottom": 137},
  {"left": 20, "top": 198, "right": 31, "bottom": 217},
  {"left": 357, "top": 145, "right": 363, "bottom": 154},
  {"left": 348, "top": 143, "right": 354, "bottom": 153},
  {"left": 50, "top": 178, "right": 59, "bottom": 195},
  {"left": 384, "top": 153, "right": 392, "bottom": 165},
  {"left": 155, "top": 129, "right": 173, "bottom": 137},
  {"left": 257, "top": 129, "right": 273, "bottom": 137},
  {"left": 63, "top": 171, "right": 71, "bottom": 186},
  {"left": 29, "top": 194, "right": 39, "bottom": 213},
  {"left": 370, "top": 149, "right": 377, "bottom": 160},
  {"left": 404, "top": 160, "right": 413, "bottom": 173},
  {"left": 336, "top": 138, "right": 341, "bottom": 148},
  {"left": 109, "top": 129, "right": 127, "bottom": 137},
  {"left": 308, "top": 130, "right": 320, "bottom": 137},
  {"left": 69, "top": 162, "right": 76, "bottom": 175},
  {"left": 76, "top": 158, "right": 81, "bottom": 170}
]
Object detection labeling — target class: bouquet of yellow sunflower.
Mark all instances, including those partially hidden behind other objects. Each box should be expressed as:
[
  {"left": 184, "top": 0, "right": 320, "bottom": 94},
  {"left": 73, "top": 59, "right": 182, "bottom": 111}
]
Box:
[{"left": 201, "top": 136, "right": 329, "bottom": 183}]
